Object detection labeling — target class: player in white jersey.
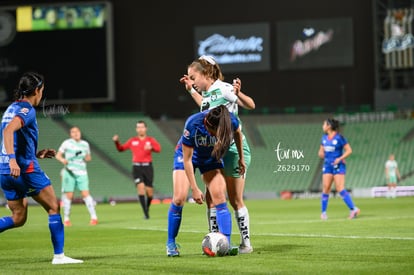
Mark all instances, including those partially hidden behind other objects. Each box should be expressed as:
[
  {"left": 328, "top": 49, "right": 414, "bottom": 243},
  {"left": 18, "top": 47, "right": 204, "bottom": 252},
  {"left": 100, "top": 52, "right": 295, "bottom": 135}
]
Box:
[
  {"left": 385, "top": 154, "right": 401, "bottom": 198},
  {"left": 180, "top": 55, "right": 255, "bottom": 254},
  {"left": 55, "top": 126, "right": 98, "bottom": 226}
]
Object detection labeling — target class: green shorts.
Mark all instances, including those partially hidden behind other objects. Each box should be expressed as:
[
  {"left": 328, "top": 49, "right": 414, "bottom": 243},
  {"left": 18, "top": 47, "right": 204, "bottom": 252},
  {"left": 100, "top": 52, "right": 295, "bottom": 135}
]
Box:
[
  {"left": 223, "top": 137, "right": 251, "bottom": 178},
  {"left": 387, "top": 175, "right": 397, "bottom": 184},
  {"left": 61, "top": 168, "right": 90, "bottom": 192}
]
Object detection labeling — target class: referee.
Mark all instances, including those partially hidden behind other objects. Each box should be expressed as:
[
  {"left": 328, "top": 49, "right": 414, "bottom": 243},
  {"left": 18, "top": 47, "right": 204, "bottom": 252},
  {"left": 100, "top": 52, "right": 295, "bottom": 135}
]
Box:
[{"left": 113, "top": 121, "right": 161, "bottom": 219}]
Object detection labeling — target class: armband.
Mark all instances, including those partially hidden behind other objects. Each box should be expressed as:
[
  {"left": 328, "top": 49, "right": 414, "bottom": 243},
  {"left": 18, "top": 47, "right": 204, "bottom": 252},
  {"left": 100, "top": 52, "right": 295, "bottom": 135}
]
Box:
[
  {"left": 8, "top": 154, "right": 16, "bottom": 159},
  {"left": 188, "top": 88, "right": 197, "bottom": 94}
]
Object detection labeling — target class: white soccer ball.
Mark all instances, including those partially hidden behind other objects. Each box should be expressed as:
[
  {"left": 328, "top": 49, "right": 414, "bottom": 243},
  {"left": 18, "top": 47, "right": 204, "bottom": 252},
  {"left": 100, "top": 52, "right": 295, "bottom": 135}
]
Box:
[{"left": 201, "top": 232, "right": 229, "bottom": 257}]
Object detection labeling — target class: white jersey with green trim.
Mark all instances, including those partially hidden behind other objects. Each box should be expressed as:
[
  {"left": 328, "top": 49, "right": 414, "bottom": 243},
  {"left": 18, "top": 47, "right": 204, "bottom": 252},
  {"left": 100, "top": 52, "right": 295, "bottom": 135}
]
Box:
[
  {"left": 385, "top": 160, "right": 398, "bottom": 177},
  {"left": 201, "top": 79, "right": 238, "bottom": 115},
  {"left": 58, "top": 138, "right": 90, "bottom": 176}
]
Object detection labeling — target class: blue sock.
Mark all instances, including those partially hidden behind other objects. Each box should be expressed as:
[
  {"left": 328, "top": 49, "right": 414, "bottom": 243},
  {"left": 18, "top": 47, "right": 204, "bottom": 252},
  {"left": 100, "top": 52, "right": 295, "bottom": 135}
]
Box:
[
  {"left": 167, "top": 203, "right": 183, "bottom": 245},
  {"left": 215, "top": 202, "right": 232, "bottom": 244},
  {"left": 340, "top": 190, "right": 355, "bottom": 210},
  {"left": 0, "top": 216, "right": 14, "bottom": 233},
  {"left": 49, "top": 214, "right": 64, "bottom": 255},
  {"left": 321, "top": 193, "right": 329, "bottom": 213}
]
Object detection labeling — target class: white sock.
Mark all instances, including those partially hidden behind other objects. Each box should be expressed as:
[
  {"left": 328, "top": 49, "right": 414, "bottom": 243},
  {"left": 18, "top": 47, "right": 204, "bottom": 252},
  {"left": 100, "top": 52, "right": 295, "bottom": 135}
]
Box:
[
  {"left": 62, "top": 195, "right": 71, "bottom": 221},
  {"left": 235, "top": 206, "right": 251, "bottom": 247},
  {"left": 208, "top": 207, "right": 218, "bottom": 232},
  {"left": 83, "top": 195, "right": 97, "bottom": 220},
  {"left": 392, "top": 187, "right": 397, "bottom": 198}
]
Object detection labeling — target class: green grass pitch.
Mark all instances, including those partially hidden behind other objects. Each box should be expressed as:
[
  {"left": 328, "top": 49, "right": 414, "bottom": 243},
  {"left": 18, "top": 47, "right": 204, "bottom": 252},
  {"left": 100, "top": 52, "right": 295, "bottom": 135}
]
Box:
[{"left": 1, "top": 197, "right": 413, "bottom": 274}]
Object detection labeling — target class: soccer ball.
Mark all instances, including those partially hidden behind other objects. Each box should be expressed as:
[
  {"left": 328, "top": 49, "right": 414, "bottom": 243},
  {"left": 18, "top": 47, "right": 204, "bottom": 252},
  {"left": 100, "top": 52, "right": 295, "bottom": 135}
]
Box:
[{"left": 201, "top": 232, "right": 229, "bottom": 257}]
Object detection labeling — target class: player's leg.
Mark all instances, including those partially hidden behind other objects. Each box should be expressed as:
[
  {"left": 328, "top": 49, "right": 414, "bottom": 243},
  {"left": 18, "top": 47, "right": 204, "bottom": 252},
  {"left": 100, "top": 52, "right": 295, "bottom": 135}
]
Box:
[
  {"left": 205, "top": 188, "right": 218, "bottom": 232},
  {"left": 166, "top": 169, "right": 190, "bottom": 256},
  {"left": 29, "top": 172, "right": 82, "bottom": 264},
  {"left": 224, "top": 140, "right": 252, "bottom": 253},
  {"left": 226, "top": 176, "right": 252, "bottom": 253},
  {"left": 334, "top": 174, "right": 359, "bottom": 219},
  {"left": 61, "top": 169, "right": 75, "bottom": 226},
  {"left": 0, "top": 175, "right": 28, "bottom": 232},
  {"left": 203, "top": 169, "right": 232, "bottom": 244},
  {"left": 78, "top": 175, "right": 97, "bottom": 224},
  {"left": 321, "top": 173, "right": 333, "bottom": 220}
]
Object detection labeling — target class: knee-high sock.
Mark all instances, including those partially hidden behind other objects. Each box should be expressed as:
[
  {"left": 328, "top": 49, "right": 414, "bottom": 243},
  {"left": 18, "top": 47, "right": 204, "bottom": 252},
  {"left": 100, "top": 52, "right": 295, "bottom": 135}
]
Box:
[
  {"left": 340, "top": 190, "right": 355, "bottom": 210},
  {"left": 235, "top": 206, "right": 251, "bottom": 247},
  {"left": 0, "top": 216, "right": 14, "bottom": 233},
  {"left": 207, "top": 207, "right": 218, "bottom": 232},
  {"left": 83, "top": 195, "right": 97, "bottom": 220},
  {"left": 216, "top": 202, "right": 232, "bottom": 244},
  {"left": 321, "top": 193, "right": 329, "bottom": 213},
  {"left": 167, "top": 203, "right": 183, "bottom": 244},
  {"left": 62, "top": 194, "right": 71, "bottom": 221},
  {"left": 147, "top": 196, "right": 153, "bottom": 209},
  {"left": 138, "top": 195, "right": 148, "bottom": 217},
  {"left": 49, "top": 214, "right": 64, "bottom": 255}
]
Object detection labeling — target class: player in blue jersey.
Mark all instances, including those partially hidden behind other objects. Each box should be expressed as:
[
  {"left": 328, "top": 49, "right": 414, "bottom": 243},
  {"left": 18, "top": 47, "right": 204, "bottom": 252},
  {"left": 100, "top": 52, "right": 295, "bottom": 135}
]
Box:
[
  {"left": 180, "top": 56, "right": 255, "bottom": 254},
  {"left": 166, "top": 105, "right": 245, "bottom": 257},
  {"left": 0, "top": 72, "right": 83, "bottom": 264},
  {"left": 318, "top": 118, "right": 360, "bottom": 220}
]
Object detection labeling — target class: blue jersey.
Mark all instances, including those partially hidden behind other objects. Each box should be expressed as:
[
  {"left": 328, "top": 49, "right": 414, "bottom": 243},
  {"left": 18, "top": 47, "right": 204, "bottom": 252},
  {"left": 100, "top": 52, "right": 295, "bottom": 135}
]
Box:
[
  {"left": 174, "top": 110, "right": 239, "bottom": 169},
  {"left": 321, "top": 133, "right": 348, "bottom": 166},
  {"left": 0, "top": 101, "right": 41, "bottom": 174}
]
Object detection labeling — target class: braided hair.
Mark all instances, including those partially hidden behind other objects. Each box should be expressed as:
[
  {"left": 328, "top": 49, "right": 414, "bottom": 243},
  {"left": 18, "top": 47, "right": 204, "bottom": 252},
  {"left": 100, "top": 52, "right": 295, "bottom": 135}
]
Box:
[
  {"left": 204, "top": 105, "right": 233, "bottom": 160},
  {"left": 14, "top": 72, "right": 44, "bottom": 100}
]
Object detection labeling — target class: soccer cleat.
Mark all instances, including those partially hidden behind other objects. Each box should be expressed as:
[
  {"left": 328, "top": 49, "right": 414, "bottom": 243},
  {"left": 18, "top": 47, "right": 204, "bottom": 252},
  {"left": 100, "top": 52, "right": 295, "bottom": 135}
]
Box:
[
  {"left": 166, "top": 242, "right": 180, "bottom": 257},
  {"left": 239, "top": 245, "right": 253, "bottom": 254},
  {"left": 64, "top": 220, "right": 72, "bottom": 227},
  {"left": 52, "top": 254, "right": 83, "bottom": 264},
  {"left": 349, "top": 207, "right": 360, "bottom": 219},
  {"left": 227, "top": 246, "right": 239, "bottom": 256},
  {"left": 320, "top": 212, "right": 328, "bottom": 220},
  {"left": 89, "top": 219, "right": 98, "bottom": 226}
]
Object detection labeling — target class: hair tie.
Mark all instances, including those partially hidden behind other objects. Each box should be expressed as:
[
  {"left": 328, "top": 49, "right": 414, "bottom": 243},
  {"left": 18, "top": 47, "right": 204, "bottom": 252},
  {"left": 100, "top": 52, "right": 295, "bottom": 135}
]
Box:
[{"left": 199, "top": 55, "right": 216, "bottom": 65}]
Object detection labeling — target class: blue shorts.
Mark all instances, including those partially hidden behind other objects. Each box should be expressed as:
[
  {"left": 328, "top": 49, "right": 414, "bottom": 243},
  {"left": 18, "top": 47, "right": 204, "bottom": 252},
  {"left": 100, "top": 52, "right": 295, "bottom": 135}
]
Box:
[
  {"left": 0, "top": 172, "right": 51, "bottom": 200},
  {"left": 172, "top": 150, "right": 224, "bottom": 174},
  {"left": 322, "top": 162, "right": 346, "bottom": 175}
]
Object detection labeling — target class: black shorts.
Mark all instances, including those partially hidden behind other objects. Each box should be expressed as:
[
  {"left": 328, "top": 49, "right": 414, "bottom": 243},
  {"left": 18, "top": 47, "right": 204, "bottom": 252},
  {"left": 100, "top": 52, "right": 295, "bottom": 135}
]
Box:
[{"left": 132, "top": 163, "right": 154, "bottom": 187}]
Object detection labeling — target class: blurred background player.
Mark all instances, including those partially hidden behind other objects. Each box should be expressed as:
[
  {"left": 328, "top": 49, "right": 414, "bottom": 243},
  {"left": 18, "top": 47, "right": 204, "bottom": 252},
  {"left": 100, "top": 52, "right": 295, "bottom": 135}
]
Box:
[
  {"left": 318, "top": 118, "right": 360, "bottom": 220},
  {"left": 55, "top": 126, "right": 98, "bottom": 226},
  {"left": 180, "top": 55, "right": 255, "bottom": 253},
  {"left": 166, "top": 105, "right": 245, "bottom": 256},
  {"left": 113, "top": 121, "right": 161, "bottom": 219},
  {"left": 385, "top": 154, "right": 401, "bottom": 199},
  {"left": 0, "top": 72, "right": 82, "bottom": 264}
]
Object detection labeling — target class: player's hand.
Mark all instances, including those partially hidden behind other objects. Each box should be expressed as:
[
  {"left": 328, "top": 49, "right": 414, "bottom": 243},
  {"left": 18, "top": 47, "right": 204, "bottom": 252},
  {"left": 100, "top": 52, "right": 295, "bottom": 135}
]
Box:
[
  {"left": 191, "top": 187, "right": 204, "bottom": 205},
  {"left": 179, "top": 75, "right": 193, "bottom": 92},
  {"left": 37, "top": 148, "right": 56, "bottom": 159},
  {"left": 238, "top": 159, "right": 246, "bottom": 176},
  {"left": 233, "top": 78, "right": 241, "bottom": 95},
  {"left": 112, "top": 135, "right": 119, "bottom": 141},
  {"left": 9, "top": 158, "right": 20, "bottom": 178}
]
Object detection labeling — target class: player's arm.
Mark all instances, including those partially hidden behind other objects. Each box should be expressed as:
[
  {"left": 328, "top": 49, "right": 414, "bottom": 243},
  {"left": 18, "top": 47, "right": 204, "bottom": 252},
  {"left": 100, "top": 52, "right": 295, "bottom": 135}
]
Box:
[
  {"left": 55, "top": 150, "right": 68, "bottom": 165},
  {"left": 318, "top": 145, "right": 325, "bottom": 159},
  {"left": 233, "top": 78, "right": 256, "bottom": 110},
  {"left": 84, "top": 153, "right": 91, "bottom": 162},
  {"left": 182, "top": 144, "right": 203, "bottom": 204},
  {"left": 233, "top": 126, "right": 246, "bottom": 176},
  {"left": 334, "top": 143, "right": 352, "bottom": 164},
  {"left": 3, "top": 117, "right": 23, "bottom": 177},
  {"left": 180, "top": 75, "right": 202, "bottom": 107}
]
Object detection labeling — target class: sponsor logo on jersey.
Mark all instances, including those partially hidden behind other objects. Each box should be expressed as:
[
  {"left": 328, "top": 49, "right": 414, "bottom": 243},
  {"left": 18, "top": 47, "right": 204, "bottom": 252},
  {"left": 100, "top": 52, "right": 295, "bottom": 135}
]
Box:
[{"left": 19, "top": 108, "right": 29, "bottom": 115}]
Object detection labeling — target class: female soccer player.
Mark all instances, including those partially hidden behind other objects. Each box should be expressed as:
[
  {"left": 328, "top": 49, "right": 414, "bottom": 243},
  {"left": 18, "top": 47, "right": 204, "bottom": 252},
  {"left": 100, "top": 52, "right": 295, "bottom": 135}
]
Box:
[
  {"left": 55, "top": 126, "right": 98, "bottom": 226},
  {"left": 180, "top": 55, "right": 255, "bottom": 253},
  {"left": 0, "top": 72, "right": 83, "bottom": 264},
  {"left": 318, "top": 118, "right": 360, "bottom": 220},
  {"left": 166, "top": 105, "right": 245, "bottom": 257},
  {"left": 385, "top": 154, "right": 401, "bottom": 199},
  {"left": 113, "top": 121, "right": 161, "bottom": 219}
]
